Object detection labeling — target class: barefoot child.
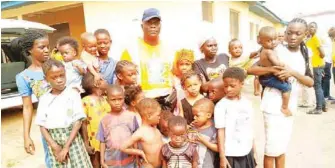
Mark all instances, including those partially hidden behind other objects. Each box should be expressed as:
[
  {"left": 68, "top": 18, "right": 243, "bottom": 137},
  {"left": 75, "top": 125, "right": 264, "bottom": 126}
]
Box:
[
  {"left": 115, "top": 60, "right": 138, "bottom": 87},
  {"left": 161, "top": 116, "right": 199, "bottom": 168},
  {"left": 96, "top": 85, "right": 139, "bottom": 168},
  {"left": 215, "top": 67, "right": 257, "bottom": 168},
  {"left": 121, "top": 98, "right": 164, "bottom": 168},
  {"left": 81, "top": 72, "right": 111, "bottom": 168},
  {"left": 158, "top": 110, "right": 174, "bottom": 143},
  {"left": 180, "top": 72, "right": 204, "bottom": 125},
  {"left": 258, "top": 26, "right": 292, "bottom": 116},
  {"left": 124, "top": 85, "right": 145, "bottom": 125},
  {"left": 35, "top": 59, "right": 92, "bottom": 167},
  {"left": 190, "top": 98, "right": 218, "bottom": 168},
  {"left": 57, "top": 36, "right": 87, "bottom": 92}
]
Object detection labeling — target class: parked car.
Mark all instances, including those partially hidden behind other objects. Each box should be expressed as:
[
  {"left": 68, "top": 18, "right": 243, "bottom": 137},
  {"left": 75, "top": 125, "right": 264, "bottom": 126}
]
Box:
[{"left": 1, "top": 19, "right": 55, "bottom": 110}]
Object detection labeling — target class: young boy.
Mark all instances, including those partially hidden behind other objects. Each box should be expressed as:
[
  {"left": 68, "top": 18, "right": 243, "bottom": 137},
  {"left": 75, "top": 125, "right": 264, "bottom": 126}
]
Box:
[
  {"left": 207, "top": 77, "right": 225, "bottom": 104},
  {"left": 258, "top": 26, "right": 292, "bottom": 116},
  {"left": 96, "top": 84, "right": 139, "bottom": 168},
  {"left": 158, "top": 110, "right": 174, "bottom": 143},
  {"left": 121, "top": 98, "right": 164, "bottom": 168},
  {"left": 190, "top": 98, "right": 218, "bottom": 168},
  {"left": 215, "top": 67, "right": 257, "bottom": 168},
  {"left": 35, "top": 59, "right": 92, "bottom": 167}
]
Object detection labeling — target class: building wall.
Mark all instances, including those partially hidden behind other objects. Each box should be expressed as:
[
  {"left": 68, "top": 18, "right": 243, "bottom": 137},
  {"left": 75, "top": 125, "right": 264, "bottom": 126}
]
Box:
[{"left": 82, "top": 1, "right": 203, "bottom": 60}]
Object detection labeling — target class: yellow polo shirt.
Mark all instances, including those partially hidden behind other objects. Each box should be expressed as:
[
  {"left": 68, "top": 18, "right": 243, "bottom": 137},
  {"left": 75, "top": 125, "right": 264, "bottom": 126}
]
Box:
[
  {"left": 332, "top": 41, "right": 335, "bottom": 67},
  {"left": 306, "top": 35, "right": 325, "bottom": 67}
]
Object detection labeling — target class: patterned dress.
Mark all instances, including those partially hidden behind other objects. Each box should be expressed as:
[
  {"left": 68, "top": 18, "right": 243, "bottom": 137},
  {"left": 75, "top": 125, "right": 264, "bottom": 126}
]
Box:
[{"left": 82, "top": 96, "right": 111, "bottom": 151}]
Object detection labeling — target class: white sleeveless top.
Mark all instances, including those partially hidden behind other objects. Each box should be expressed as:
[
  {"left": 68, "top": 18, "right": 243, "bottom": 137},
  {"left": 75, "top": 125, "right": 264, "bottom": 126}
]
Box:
[{"left": 260, "top": 46, "right": 306, "bottom": 115}]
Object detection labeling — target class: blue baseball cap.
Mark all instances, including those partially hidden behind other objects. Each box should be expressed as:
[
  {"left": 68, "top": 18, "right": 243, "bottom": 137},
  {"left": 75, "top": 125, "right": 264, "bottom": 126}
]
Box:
[{"left": 142, "top": 8, "right": 161, "bottom": 22}]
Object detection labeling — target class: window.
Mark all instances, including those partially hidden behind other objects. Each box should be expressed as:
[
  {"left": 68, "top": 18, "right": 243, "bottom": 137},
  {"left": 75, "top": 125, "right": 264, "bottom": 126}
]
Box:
[
  {"left": 255, "top": 24, "right": 260, "bottom": 37},
  {"left": 230, "top": 9, "right": 239, "bottom": 39},
  {"left": 202, "top": 1, "right": 214, "bottom": 22},
  {"left": 250, "top": 22, "right": 255, "bottom": 40}
]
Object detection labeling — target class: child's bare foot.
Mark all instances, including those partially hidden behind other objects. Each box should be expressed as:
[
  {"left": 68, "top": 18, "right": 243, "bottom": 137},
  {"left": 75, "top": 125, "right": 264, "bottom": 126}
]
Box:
[
  {"left": 254, "top": 91, "right": 260, "bottom": 96},
  {"left": 281, "top": 108, "right": 292, "bottom": 117}
]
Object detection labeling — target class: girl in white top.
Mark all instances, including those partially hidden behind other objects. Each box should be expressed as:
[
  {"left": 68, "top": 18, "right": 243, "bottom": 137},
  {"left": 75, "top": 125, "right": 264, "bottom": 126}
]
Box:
[
  {"left": 215, "top": 67, "right": 257, "bottom": 168},
  {"left": 247, "top": 18, "right": 314, "bottom": 168}
]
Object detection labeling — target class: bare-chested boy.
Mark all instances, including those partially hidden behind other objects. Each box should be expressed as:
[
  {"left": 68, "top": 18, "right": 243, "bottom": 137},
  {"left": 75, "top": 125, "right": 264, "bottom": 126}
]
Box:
[{"left": 121, "top": 98, "right": 164, "bottom": 168}]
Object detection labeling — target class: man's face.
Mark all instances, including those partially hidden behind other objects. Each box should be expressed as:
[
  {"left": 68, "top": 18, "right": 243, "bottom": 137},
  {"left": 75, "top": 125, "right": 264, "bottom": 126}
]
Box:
[{"left": 142, "top": 18, "right": 161, "bottom": 38}]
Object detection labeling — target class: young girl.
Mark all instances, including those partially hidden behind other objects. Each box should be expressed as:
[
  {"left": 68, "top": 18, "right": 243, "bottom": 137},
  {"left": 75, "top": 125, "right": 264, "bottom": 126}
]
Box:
[
  {"left": 94, "top": 29, "right": 117, "bottom": 85},
  {"left": 215, "top": 67, "right": 257, "bottom": 168},
  {"left": 161, "top": 116, "right": 198, "bottom": 168},
  {"left": 35, "top": 59, "right": 92, "bottom": 167},
  {"left": 57, "top": 36, "right": 87, "bottom": 92},
  {"left": 115, "top": 60, "right": 138, "bottom": 87},
  {"left": 124, "top": 85, "right": 145, "bottom": 125},
  {"left": 81, "top": 72, "right": 111, "bottom": 168},
  {"left": 172, "top": 49, "right": 195, "bottom": 115},
  {"left": 247, "top": 18, "right": 314, "bottom": 168},
  {"left": 15, "top": 30, "right": 51, "bottom": 166},
  {"left": 180, "top": 72, "right": 204, "bottom": 125}
]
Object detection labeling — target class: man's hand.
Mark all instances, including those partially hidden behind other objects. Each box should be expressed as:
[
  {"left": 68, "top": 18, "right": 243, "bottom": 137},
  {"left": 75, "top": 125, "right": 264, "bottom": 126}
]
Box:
[{"left": 24, "top": 136, "right": 35, "bottom": 155}]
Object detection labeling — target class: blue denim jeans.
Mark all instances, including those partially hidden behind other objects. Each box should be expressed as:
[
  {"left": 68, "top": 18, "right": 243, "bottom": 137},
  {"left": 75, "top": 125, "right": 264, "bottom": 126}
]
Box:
[
  {"left": 313, "top": 67, "right": 326, "bottom": 109},
  {"left": 321, "top": 62, "right": 332, "bottom": 98},
  {"left": 42, "top": 136, "right": 51, "bottom": 168}
]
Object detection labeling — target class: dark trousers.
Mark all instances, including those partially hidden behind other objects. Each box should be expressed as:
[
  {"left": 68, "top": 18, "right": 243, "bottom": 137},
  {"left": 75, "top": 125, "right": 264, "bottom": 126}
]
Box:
[
  {"left": 321, "top": 62, "right": 332, "bottom": 98},
  {"left": 313, "top": 67, "right": 326, "bottom": 109}
]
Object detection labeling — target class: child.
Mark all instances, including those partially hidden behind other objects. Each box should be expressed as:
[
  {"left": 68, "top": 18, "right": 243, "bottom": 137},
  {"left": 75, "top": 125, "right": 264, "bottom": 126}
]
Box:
[
  {"left": 158, "top": 110, "right": 174, "bottom": 143},
  {"left": 96, "top": 84, "right": 139, "bottom": 168},
  {"left": 57, "top": 36, "right": 87, "bottom": 91},
  {"left": 81, "top": 71, "right": 111, "bottom": 168},
  {"left": 124, "top": 85, "right": 145, "bottom": 125},
  {"left": 94, "top": 29, "right": 117, "bottom": 85},
  {"left": 190, "top": 98, "right": 218, "bottom": 168},
  {"left": 161, "top": 116, "right": 198, "bottom": 168},
  {"left": 172, "top": 49, "right": 195, "bottom": 101},
  {"left": 180, "top": 72, "right": 204, "bottom": 125},
  {"left": 258, "top": 26, "right": 292, "bottom": 116},
  {"left": 214, "top": 67, "right": 256, "bottom": 168},
  {"left": 35, "top": 59, "right": 92, "bottom": 167},
  {"left": 121, "top": 98, "right": 164, "bottom": 168},
  {"left": 115, "top": 60, "right": 138, "bottom": 87},
  {"left": 80, "top": 32, "right": 102, "bottom": 86},
  {"left": 207, "top": 77, "right": 225, "bottom": 104},
  {"left": 229, "top": 39, "right": 260, "bottom": 96}
]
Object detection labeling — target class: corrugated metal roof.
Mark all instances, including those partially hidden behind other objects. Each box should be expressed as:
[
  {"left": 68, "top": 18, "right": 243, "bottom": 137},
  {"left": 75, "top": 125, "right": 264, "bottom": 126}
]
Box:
[{"left": 248, "top": 1, "right": 287, "bottom": 25}]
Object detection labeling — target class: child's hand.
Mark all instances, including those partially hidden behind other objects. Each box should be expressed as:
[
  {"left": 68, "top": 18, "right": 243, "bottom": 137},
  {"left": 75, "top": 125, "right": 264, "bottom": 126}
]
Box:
[
  {"left": 57, "top": 147, "right": 69, "bottom": 163},
  {"left": 93, "top": 74, "right": 103, "bottom": 86},
  {"left": 84, "top": 143, "right": 95, "bottom": 155},
  {"left": 220, "top": 157, "right": 232, "bottom": 168},
  {"left": 101, "top": 163, "right": 108, "bottom": 168},
  {"left": 51, "top": 143, "right": 62, "bottom": 159},
  {"left": 139, "top": 150, "right": 149, "bottom": 163}
]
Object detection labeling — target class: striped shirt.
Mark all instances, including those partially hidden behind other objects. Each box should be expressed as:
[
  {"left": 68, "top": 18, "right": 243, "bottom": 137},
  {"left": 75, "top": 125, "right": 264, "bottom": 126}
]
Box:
[{"left": 162, "top": 142, "right": 197, "bottom": 168}]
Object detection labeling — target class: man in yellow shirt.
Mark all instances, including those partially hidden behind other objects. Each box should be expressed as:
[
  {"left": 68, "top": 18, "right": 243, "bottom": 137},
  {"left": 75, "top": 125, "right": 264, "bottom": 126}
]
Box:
[
  {"left": 120, "top": 8, "right": 174, "bottom": 110},
  {"left": 306, "top": 22, "right": 327, "bottom": 113},
  {"left": 330, "top": 27, "right": 335, "bottom": 83}
]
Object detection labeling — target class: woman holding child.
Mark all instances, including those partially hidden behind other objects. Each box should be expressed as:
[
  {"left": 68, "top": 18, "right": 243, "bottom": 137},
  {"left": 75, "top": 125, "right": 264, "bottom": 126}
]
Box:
[{"left": 248, "top": 18, "right": 314, "bottom": 168}]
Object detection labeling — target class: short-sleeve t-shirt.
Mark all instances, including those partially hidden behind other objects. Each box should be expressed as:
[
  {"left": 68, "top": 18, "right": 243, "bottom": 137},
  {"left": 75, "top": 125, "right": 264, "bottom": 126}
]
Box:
[
  {"left": 99, "top": 57, "right": 117, "bottom": 84},
  {"left": 96, "top": 111, "right": 139, "bottom": 167},
  {"left": 120, "top": 38, "right": 174, "bottom": 98},
  {"left": 35, "top": 88, "right": 86, "bottom": 129},
  {"left": 214, "top": 97, "right": 254, "bottom": 157},
  {"left": 196, "top": 124, "right": 217, "bottom": 168},
  {"left": 64, "top": 60, "right": 87, "bottom": 88},
  {"left": 16, "top": 69, "right": 50, "bottom": 98},
  {"left": 306, "top": 34, "right": 325, "bottom": 67},
  {"left": 193, "top": 53, "right": 229, "bottom": 82}
]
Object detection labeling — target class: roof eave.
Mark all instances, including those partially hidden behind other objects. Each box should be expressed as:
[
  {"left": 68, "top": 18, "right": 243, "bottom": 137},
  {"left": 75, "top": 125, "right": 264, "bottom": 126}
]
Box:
[{"left": 248, "top": 1, "right": 287, "bottom": 26}]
